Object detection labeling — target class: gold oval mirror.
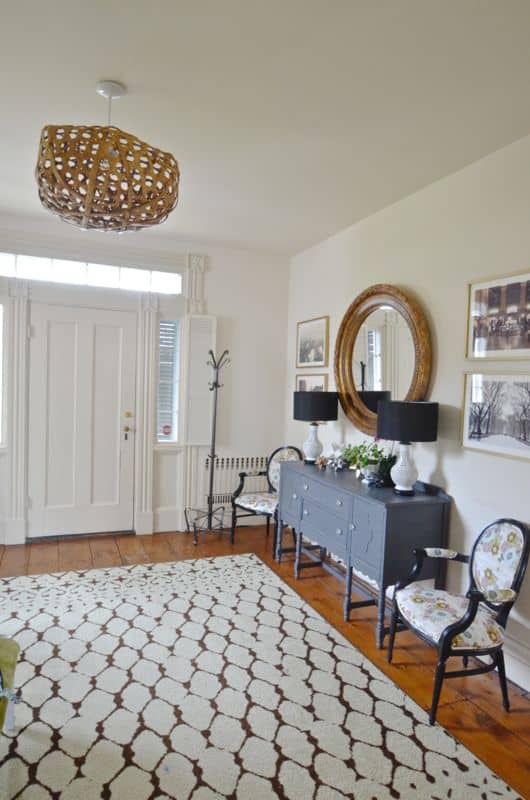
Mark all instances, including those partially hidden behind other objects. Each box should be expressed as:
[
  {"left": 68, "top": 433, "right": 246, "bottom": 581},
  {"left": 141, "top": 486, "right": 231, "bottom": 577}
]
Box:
[{"left": 334, "top": 284, "right": 432, "bottom": 435}]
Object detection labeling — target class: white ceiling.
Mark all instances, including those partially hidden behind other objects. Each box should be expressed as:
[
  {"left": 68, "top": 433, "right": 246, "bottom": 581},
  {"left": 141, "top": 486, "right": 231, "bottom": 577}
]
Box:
[{"left": 3, "top": 1, "right": 530, "bottom": 255}]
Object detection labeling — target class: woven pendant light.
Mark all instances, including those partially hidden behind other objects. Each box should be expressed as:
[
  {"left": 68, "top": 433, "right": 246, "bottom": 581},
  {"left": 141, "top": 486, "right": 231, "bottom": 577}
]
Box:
[{"left": 35, "top": 82, "right": 179, "bottom": 233}]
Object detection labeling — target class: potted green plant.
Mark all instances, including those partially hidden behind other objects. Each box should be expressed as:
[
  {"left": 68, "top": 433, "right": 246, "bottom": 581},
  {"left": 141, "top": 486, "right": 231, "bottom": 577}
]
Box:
[
  {"left": 343, "top": 440, "right": 385, "bottom": 482},
  {"left": 377, "top": 451, "right": 397, "bottom": 487}
]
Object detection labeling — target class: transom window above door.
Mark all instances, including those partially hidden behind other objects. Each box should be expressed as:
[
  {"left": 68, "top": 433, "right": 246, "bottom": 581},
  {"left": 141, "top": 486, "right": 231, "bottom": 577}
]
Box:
[{"left": 0, "top": 252, "right": 182, "bottom": 295}]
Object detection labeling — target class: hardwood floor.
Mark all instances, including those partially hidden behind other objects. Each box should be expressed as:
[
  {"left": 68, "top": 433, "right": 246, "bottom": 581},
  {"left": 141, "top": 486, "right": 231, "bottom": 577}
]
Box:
[{"left": 1, "top": 527, "right": 529, "bottom": 798}]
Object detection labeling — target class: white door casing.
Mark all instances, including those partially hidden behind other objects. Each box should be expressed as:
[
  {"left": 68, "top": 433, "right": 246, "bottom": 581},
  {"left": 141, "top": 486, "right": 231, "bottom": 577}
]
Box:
[{"left": 28, "top": 303, "right": 137, "bottom": 537}]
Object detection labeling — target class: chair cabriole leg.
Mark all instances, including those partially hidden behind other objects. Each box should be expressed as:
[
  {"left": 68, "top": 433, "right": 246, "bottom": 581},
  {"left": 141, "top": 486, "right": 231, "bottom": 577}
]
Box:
[
  {"left": 430, "top": 659, "right": 446, "bottom": 725},
  {"left": 496, "top": 650, "right": 510, "bottom": 711},
  {"left": 387, "top": 604, "right": 398, "bottom": 663},
  {"left": 230, "top": 504, "right": 237, "bottom": 544}
]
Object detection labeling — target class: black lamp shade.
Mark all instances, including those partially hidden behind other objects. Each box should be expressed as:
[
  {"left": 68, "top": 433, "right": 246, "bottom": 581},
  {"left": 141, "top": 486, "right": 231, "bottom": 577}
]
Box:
[
  {"left": 358, "top": 390, "right": 391, "bottom": 414},
  {"left": 377, "top": 401, "right": 438, "bottom": 443},
  {"left": 293, "top": 391, "right": 338, "bottom": 422}
]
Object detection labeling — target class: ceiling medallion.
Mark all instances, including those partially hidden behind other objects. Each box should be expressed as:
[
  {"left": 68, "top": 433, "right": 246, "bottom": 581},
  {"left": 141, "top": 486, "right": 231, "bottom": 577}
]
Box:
[{"left": 35, "top": 81, "right": 179, "bottom": 233}]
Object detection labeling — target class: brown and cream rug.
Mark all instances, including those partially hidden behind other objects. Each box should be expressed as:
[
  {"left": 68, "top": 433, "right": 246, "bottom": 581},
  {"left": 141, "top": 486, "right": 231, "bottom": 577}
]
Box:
[{"left": 0, "top": 554, "right": 519, "bottom": 799}]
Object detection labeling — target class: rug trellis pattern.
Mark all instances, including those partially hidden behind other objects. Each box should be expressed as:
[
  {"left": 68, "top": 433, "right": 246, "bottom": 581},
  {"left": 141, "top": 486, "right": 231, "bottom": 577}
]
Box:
[{"left": 0, "top": 554, "right": 520, "bottom": 799}]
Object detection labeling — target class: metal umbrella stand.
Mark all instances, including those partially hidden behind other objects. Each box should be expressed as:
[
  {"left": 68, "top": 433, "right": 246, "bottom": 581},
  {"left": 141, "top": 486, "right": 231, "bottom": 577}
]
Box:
[{"left": 184, "top": 349, "right": 230, "bottom": 544}]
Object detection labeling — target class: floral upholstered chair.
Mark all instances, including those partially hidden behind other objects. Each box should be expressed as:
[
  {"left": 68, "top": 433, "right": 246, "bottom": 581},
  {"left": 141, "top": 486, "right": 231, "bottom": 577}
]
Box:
[
  {"left": 0, "top": 636, "right": 21, "bottom": 733},
  {"left": 387, "top": 518, "right": 529, "bottom": 725},
  {"left": 231, "top": 446, "right": 302, "bottom": 548}
]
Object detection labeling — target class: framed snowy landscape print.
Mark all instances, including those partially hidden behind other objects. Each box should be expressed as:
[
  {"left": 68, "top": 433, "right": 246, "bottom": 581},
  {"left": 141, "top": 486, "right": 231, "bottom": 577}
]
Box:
[
  {"left": 296, "top": 316, "right": 329, "bottom": 368},
  {"left": 463, "top": 372, "right": 530, "bottom": 460},
  {"left": 467, "top": 271, "right": 530, "bottom": 359}
]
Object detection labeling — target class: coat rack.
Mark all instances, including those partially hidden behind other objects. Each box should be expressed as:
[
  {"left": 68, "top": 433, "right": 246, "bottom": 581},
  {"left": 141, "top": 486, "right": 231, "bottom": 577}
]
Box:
[
  {"left": 184, "top": 349, "right": 230, "bottom": 543},
  {"left": 206, "top": 349, "right": 230, "bottom": 528}
]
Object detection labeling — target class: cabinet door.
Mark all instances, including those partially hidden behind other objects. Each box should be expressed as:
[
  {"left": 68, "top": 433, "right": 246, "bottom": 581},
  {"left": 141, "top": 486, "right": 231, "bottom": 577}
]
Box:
[
  {"left": 350, "top": 498, "right": 386, "bottom": 583},
  {"left": 279, "top": 469, "right": 302, "bottom": 526}
]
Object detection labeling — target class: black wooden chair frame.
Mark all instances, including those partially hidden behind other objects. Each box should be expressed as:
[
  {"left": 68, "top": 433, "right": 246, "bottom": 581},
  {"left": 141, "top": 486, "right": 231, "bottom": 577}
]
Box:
[
  {"left": 387, "top": 517, "right": 530, "bottom": 724},
  {"left": 230, "top": 446, "right": 302, "bottom": 547}
]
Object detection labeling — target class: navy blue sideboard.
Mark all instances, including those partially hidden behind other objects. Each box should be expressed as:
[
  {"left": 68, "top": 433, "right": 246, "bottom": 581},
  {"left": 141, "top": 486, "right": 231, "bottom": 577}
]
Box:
[{"left": 277, "top": 461, "right": 451, "bottom": 648}]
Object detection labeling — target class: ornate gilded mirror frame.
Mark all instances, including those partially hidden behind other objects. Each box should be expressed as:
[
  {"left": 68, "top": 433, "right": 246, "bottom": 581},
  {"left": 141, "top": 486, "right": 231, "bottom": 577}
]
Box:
[{"left": 334, "top": 284, "right": 432, "bottom": 435}]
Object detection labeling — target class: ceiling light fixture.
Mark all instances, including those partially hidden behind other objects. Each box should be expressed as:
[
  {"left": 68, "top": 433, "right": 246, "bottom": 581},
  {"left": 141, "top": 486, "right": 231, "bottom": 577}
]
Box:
[{"left": 35, "top": 81, "right": 179, "bottom": 233}]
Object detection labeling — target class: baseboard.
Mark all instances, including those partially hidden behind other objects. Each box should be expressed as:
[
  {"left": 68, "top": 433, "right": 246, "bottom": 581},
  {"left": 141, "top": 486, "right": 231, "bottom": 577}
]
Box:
[
  {"left": 154, "top": 507, "right": 184, "bottom": 533},
  {"left": 4, "top": 518, "right": 26, "bottom": 545},
  {"left": 134, "top": 511, "right": 154, "bottom": 536},
  {"left": 504, "top": 631, "right": 530, "bottom": 692}
]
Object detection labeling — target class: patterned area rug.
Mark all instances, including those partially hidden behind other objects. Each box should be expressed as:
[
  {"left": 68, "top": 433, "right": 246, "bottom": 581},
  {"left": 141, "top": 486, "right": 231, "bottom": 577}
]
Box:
[{"left": 0, "top": 554, "right": 519, "bottom": 799}]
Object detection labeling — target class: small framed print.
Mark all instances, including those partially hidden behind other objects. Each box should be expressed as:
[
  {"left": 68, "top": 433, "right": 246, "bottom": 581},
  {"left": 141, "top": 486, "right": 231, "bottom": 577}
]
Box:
[
  {"left": 462, "top": 372, "right": 530, "bottom": 460},
  {"left": 467, "top": 272, "right": 530, "bottom": 359},
  {"left": 296, "top": 316, "right": 329, "bottom": 368},
  {"left": 296, "top": 373, "right": 328, "bottom": 392}
]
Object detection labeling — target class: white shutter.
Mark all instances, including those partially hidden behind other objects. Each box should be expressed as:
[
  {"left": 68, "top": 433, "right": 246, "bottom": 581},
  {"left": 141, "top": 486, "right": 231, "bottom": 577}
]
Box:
[{"left": 157, "top": 320, "right": 180, "bottom": 442}]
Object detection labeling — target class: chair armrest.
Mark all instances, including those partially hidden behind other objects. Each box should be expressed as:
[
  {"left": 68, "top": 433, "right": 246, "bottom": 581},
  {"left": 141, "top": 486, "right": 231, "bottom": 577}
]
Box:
[
  {"left": 240, "top": 469, "right": 267, "bottom": 478},
  {"left": 394, "top": 547, "right": 469, "bottom": 595},
  {"left": 420, "top": 547, "right": 469, "bottom": 563},
  {"left": 468, "top": 587, "right": 517, "bottom": 604},
  {"left": 232, "top": 470, "right": 267, "bottom": 500}
]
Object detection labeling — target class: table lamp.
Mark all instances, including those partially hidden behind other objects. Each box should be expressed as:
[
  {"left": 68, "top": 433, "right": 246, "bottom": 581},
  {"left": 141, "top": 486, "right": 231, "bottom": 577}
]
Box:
[
  {"left": 376, "top": 400, "right": 438, "bottom": 495},
  {"left": 293, "top": 391, "right": 338, "bottom": 463}
]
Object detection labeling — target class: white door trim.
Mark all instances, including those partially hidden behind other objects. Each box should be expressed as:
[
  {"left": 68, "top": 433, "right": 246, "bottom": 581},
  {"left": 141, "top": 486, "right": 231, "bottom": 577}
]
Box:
[
  {"left": 6, "top": 280, "right": 30, "bottom": 544},
  {"left": 134, "top": 293, "right": 159, "bottom": 535}
]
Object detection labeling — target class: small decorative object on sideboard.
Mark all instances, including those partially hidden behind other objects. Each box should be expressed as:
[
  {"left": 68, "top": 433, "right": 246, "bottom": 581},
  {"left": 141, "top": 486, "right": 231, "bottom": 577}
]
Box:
[
  {"left": 314, "top": 455, "right": 328, "bottom": 469},
  {"left": 377, "top": 400, "right": 438, "bottom": 495},
  {"left": 293, "top": 391, "right": 338, "bottom": 462}
]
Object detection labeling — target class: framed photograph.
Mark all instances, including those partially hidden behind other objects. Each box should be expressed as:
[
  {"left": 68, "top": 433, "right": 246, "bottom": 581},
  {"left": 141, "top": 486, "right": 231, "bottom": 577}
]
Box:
[
  {"left": 462, "top": 372, "right": 530, "bottom": 460},
  {"left": 296, "top": 373, "right": 328, "bottom": 392},
  {"left": 296, "top": 316, "right": 329, "bottom": 368},
  {"left": 467, "top": 272, "right": 530, "bottom": 359}
]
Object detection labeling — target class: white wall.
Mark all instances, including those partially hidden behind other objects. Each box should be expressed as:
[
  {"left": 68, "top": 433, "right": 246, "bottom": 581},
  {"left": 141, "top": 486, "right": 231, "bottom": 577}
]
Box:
[
  {"left": 0, "top": 213, "right": 289, "bottom": 537},
  {"left": 285, "top": 133, "right": 530, "bottom": 689}
]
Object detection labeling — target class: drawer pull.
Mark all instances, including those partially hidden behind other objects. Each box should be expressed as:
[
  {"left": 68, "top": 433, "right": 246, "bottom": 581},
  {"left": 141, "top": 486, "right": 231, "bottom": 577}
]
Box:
[
  {"left": 350, "top": 523, "right": 356, "bottom": 531},
  {"left": 336, "top": 499, "right": 343, "bottom": 507},
  {"left": 303, "top": 509, "right": 309, "bottom": 517},
  {"left": 303, "top": 483, "right": 309, "bottom": 491},
  {"left": 336, "top": 528, "right": 343, "bottom": 536},
  {"left": 292, "top": 493, "right": 298, "bottom": 500}
]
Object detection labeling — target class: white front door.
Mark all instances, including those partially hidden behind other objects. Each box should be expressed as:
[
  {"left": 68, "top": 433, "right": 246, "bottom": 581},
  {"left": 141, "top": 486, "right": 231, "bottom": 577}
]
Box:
[{"left": 28, "top": 303, "right": 137, "bottom": 537}]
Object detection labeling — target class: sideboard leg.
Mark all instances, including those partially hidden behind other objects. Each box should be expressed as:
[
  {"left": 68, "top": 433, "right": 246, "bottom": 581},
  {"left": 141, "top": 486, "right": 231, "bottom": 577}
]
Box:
[
  {"left": 343, "top": 565, "right": 353, "bottom": 620},
  {"left": 376, "top": 587, "right": 386, "bottom": 648},
  {"left": 294, "top": 531, "right": 302, "bottom": 579},
  {"left": 274, "top": 517, "right": 282, "bottom": 562}
]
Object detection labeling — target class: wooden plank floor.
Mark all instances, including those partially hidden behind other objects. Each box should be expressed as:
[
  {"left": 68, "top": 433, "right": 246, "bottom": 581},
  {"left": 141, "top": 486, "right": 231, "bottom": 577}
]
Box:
[{"left": 1, "top": 527, "right": 529, "bottom": 798}]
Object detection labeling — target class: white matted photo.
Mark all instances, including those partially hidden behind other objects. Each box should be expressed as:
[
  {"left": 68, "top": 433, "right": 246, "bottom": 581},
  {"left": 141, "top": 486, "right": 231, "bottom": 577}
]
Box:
[
  {"left": 467, "top": 272, "right": 530, "bottom": 359},
  {"left": 296, "top": 316, "right": 329, "bottom": 367},
  {"left": 463, "top": 372, "right": 530, "bottom": 459},
  {"left": 296, "top": 373, "right": 328, "bottom": 392}
]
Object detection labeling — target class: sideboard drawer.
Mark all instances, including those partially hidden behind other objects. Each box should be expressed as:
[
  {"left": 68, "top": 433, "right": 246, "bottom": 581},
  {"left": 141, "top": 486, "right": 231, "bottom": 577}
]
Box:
[
  {"left": 300, "top": 478, "right": 353, "bottom": 520},
  {"left": 300, "top": 499, "right": 349, "bottom": 559}
]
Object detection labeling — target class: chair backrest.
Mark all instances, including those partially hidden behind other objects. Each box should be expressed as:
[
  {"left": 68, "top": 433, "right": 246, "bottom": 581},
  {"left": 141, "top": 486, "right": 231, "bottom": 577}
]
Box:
[
  {"left": 470, "top": 518, "right": 530, "bottom": 620},
  {"left": 267, "top": 446, "right": 303, "bottom": 492}
]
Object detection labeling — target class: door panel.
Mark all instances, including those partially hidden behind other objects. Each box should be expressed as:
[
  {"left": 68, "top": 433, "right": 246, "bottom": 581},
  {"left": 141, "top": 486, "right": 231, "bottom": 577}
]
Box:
[{"left": 28, "top": 304, "right": 137, "bottom": 537}]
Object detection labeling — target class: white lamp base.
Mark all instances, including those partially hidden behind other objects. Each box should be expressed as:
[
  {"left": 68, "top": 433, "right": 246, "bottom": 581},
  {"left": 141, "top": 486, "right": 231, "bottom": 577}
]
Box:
[
  {"left": 302, "top": 423, "right": 323, "bottom": 463},
  {"left": 390, "top": 443, "right": 418, "bottom": 495}
]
